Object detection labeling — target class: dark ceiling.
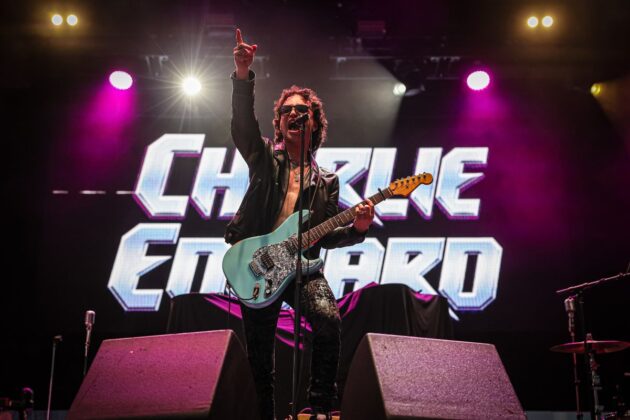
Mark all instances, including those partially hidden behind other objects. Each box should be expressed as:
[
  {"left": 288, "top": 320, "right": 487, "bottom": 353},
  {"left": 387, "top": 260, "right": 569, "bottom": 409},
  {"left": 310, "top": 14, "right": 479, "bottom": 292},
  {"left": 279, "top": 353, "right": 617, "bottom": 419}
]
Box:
[{"left": 3, "top": 0, "right": 630, "bottom": 88}]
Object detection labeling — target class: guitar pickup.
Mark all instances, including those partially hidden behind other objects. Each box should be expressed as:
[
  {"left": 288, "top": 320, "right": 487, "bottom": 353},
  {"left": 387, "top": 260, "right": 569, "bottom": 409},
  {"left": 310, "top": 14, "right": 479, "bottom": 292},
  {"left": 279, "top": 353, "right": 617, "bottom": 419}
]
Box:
[
  {"left": 260, "top": 252, "right": 275, "bottom": 270},
  {"left": 284, "top": 239, "right": 297, "bottom": 254}
]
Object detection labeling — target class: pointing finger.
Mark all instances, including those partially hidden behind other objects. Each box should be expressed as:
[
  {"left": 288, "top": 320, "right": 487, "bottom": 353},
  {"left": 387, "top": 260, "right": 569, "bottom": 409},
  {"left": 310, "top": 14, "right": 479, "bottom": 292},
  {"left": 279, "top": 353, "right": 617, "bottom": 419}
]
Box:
[{"left": 236, "top": 28, "right": 243, "bottom": 45}]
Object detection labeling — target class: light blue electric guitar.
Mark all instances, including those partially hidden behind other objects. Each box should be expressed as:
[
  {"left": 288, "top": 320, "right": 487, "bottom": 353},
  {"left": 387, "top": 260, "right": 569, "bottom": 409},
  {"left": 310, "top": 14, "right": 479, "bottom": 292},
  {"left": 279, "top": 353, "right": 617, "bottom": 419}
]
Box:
[{"left": 222, "top": 172, "right": 433, "bottom": 308}]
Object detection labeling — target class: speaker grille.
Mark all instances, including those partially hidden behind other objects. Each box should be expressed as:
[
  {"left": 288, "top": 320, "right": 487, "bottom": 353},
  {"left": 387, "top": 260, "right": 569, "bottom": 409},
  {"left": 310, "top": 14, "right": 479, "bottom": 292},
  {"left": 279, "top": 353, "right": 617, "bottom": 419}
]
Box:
[
  {"left": 343, "top": 333, "right": 525, "bottom": 419},
  {"left": 69, "top": 330, "right": 259, "bottom": 420}
]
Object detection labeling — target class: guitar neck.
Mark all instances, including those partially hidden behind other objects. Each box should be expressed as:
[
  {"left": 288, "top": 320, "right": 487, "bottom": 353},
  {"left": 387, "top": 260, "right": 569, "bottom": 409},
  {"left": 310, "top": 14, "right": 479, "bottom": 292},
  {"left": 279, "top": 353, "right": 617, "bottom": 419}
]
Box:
[{"left": 296, "top": 187, "right": 394, "bottom": 249}]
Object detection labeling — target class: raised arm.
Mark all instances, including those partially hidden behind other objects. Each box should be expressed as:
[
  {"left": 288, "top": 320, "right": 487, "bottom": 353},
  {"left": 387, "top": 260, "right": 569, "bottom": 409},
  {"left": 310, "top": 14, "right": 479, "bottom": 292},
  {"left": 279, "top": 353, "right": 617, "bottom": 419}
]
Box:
[{"left": 231, "top": 28, "right": 266, "bottom": 169}]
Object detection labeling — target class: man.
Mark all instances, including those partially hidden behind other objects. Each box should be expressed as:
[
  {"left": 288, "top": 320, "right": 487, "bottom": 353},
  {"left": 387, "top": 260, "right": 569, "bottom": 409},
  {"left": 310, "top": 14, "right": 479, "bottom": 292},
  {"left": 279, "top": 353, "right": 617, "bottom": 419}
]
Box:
[{"left": 226, "top": 29, "right": 375, "bottom": 420}]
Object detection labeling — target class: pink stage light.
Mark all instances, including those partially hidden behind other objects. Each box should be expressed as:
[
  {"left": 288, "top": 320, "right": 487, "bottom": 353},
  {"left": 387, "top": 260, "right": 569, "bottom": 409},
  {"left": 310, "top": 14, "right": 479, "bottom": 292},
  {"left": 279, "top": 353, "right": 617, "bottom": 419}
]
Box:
[
  {"left": 466, "top": 70, "right": 491, "bottom": 91},
  {"left": 109, "top": 71, "right": 133, "bottom": 90}
]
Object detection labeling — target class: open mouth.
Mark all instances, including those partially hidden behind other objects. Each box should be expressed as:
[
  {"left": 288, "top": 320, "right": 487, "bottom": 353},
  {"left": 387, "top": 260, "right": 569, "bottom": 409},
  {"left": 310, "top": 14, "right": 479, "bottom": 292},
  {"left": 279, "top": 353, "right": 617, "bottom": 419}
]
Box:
[{"left": 288, "top": 120, "right": 301, "bottom": 130}]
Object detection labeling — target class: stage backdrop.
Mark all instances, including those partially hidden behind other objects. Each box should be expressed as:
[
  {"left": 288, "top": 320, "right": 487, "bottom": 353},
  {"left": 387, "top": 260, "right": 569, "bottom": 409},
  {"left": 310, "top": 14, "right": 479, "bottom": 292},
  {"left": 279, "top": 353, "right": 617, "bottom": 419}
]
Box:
[{"left": 5, "top": 61, "right": 629, "bottom": 412}]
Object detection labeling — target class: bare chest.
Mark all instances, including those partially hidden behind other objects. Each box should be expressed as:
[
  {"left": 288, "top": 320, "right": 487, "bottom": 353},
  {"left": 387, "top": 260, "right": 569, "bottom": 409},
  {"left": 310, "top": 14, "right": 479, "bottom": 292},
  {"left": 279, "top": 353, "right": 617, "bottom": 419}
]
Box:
[{"left": 272, "top": 168, "right": 307, "bottom": 230}]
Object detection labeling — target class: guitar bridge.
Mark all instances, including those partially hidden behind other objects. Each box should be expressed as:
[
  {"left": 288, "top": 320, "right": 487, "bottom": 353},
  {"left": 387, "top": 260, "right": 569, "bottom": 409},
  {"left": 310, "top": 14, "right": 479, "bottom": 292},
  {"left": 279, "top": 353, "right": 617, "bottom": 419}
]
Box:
[{"left": 249, "top": 260, "right": 263, "bottom": 276}]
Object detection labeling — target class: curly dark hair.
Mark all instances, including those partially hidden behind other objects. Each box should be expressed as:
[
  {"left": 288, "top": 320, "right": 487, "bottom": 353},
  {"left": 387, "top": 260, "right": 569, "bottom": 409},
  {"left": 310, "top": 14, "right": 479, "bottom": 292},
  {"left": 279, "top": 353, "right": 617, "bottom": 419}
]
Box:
[{"left": 272, "top": 85, "right": 328, "bottom": 151}]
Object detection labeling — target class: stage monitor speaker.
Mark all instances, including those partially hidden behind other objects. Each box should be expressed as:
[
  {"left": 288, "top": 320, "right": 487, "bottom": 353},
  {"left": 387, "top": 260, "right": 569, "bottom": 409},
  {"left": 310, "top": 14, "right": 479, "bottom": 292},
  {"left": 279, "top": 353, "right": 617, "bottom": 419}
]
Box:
[
  {"left": 342, "top": 333, "right": 525, "bottom": 420},
  {"left": 68, "top": 330, "right": 259, "bottom": 420}
]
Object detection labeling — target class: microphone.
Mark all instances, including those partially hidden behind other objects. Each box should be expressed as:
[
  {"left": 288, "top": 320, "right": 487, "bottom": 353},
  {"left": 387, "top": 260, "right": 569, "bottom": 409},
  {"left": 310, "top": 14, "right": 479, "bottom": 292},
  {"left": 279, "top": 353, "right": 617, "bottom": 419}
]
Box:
[
  {"left": 564, "top": 297, "right": 575, "bottom": 338},
  {"left": 294, "top": 113, "right": 309, "bottom": 126},
  {"left": 289, "top": 112, "right": 308, "bottom": 128},
  {"left": 83, "top": 310, "right": 95, "bottom": 377},
  {"left": 85, "top": 310, "right": 95, "bottom": 330}
]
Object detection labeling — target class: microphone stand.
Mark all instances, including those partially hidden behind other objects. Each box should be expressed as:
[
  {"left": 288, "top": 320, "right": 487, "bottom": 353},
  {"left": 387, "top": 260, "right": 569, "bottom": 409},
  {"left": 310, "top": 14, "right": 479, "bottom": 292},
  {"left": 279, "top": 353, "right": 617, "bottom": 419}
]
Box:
[
  {"left": 46, "top": 335, "right": 62, "bottom": 420},
  {"left": 291, "top": 119, "right": 307, "bottom": 420},
  {"left": 556, "top": 271, "right": 630, "bottom": 295},
  {"left": 83, "top": 311, "right": 95, "bottom": 377}
]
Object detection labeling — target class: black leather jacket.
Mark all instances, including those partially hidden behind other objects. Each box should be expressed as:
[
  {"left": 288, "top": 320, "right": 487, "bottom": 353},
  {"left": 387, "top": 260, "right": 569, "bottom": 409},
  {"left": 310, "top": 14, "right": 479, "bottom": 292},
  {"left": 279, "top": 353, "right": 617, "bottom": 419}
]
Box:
[{"left": 224, "top": 71, "right": 366, "bottom": 257}]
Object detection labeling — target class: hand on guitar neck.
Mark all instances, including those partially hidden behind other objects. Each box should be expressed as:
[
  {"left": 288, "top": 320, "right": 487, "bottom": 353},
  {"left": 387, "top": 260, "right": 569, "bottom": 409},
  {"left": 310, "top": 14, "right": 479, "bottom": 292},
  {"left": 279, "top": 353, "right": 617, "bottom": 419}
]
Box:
[{"left": 352, "top": 199, "right": 375, "bottom": 233}]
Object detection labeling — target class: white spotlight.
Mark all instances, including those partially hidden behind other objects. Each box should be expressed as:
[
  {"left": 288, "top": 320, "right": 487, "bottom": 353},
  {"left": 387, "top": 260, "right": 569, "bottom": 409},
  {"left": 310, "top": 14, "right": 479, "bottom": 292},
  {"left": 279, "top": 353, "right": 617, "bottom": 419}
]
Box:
[
  {"left": 66, "top": 14, "right": 78, "bottom": 26},
  {"left": 182, "top": 77, "right": 202, "bottom": 96},
  {"left": 51, "top": 14, "right": 63, "bottom": 26},
  {"left": 393, "top": 82, "right": 407, "bottom": 97},
  {"left": 542, "top": 16, "right": 554, "bottom": 28},
  {"left": 527, "top": 16, "right": 539, "bottom": 28},
  {"left": 109, "top": 71, "right": 133, "bottom": 90},
  {"left": 466, "top": 70, "right": 491, "bottom": 91}
]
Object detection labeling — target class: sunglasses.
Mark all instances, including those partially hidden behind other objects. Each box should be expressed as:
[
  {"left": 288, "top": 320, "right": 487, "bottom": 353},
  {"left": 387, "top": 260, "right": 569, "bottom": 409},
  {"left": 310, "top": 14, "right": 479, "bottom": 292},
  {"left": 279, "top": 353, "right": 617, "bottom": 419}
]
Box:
[{"left": 279, "top": 104, "right": 310, "bottom": 115}]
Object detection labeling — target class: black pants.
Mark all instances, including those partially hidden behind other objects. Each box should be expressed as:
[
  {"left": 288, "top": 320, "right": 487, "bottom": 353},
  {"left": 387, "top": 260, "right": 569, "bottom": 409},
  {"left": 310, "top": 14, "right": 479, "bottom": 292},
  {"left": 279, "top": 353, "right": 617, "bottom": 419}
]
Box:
[{"left": 240, "top": 273, "right": 341, "bottom": 420}]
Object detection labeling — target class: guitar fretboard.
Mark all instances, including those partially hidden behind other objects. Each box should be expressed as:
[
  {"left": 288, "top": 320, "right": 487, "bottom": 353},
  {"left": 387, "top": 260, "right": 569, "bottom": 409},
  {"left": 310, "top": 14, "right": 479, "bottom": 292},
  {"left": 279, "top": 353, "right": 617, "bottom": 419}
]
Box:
[{"left": 288, "top": 187, "right": 394, "bottom": 250}]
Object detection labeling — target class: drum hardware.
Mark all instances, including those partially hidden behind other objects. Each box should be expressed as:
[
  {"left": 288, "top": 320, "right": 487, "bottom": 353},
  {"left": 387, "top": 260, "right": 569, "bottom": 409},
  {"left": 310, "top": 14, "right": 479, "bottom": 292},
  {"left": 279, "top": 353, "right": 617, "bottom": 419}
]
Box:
[
  {"left": 555, "top": 266, "right": 630, "bottom": 419},
  {"left": 0, "top": 388, "right": 34, "bottom": 420},
  {"left": 550, "top": 340, "right": 630, "bottom": 355}
]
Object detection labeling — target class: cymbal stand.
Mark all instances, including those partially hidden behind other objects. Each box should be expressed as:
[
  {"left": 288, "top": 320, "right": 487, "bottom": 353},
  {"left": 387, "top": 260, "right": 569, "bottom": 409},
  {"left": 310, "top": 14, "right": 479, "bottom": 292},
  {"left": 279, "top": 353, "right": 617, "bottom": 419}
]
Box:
[
  {"left": 576, "top": 291, "right": 603, "bottom": 419},
  {"left": 584, "top": 332, "right": 603, "bottom": 418}
]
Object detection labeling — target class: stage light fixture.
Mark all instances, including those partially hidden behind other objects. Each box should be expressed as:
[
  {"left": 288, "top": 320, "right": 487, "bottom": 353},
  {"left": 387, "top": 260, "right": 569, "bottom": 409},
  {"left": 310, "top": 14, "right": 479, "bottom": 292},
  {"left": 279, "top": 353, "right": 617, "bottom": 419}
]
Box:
[
  {"left": 182, "top": 77, "right": 202, "bottom": 96},
  {"left": 590, "top": 83, "right": 602, "bottom": 96},
  {"left": 66, "top": 14, "right": 78, "bottom": 26},
  {"left": 527, "top": 16, "right": 539, "bottom": 28},
  {"left": 51, "top": 14, "right": 63, "bottom": 26},
  {"left": 109, "top": 71, "right": 133, "bottom": 90},
  {"left": 466, "top": 70, "right": 490, "bottom": 91},
  {"left": 542, "top": 16, "right": 554, "bottom": 28},
  {"left": 393, "top": 82, "right": 407, "bottom": 97}
]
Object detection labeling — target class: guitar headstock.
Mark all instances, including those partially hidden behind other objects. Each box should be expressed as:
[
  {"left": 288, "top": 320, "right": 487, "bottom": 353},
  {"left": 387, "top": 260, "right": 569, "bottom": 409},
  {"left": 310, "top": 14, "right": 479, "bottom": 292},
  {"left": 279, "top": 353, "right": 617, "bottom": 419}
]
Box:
[{"left": 389, "top": 172, "right": 433, "bottom": 197}]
